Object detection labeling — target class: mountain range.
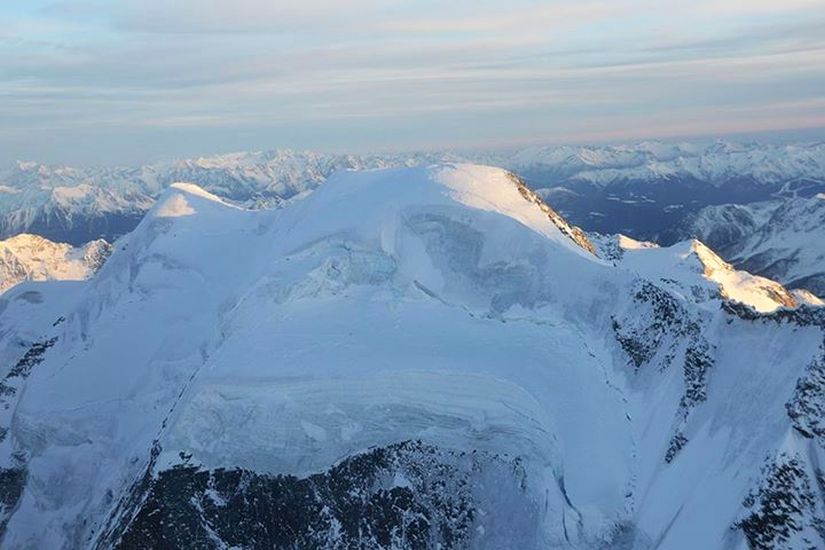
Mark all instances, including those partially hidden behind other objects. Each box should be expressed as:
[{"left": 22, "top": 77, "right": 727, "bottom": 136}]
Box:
[
  {"left": 2, "top": 140, "right": 823, "bottom": 298},
  {"left": 0, "top": 164, "right": 824, "bottom": 548},
  {"left": 679, "top": 194, "right": 825, "bottom": 296}
]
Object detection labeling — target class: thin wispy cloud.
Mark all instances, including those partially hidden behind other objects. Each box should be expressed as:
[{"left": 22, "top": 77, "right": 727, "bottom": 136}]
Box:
[{"left": 1, "top": 0, "right": 824, "bottom": 164}]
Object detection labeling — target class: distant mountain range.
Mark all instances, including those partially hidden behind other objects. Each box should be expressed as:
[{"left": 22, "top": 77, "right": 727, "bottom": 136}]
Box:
[
  {"left": 518, "top": 141, "right": 825, "bottom": 241},
  {"left": 2, "top": 140, "right": 823, "bottom": 296},
  {"left": 0, "top": 151, "right": 466, "bottom": 244},
  {"left": 678, "top": 194, "right": 825, "bottom": 296}
]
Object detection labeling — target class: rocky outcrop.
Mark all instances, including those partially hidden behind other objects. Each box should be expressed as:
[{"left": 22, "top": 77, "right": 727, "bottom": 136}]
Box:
[{"left": 109, "top": 441, "right": 534, "bottom": 550}]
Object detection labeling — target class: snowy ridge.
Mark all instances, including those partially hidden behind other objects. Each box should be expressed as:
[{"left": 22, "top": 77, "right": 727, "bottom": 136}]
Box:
[
  {"left": 616, "top": 235, "right": 821, "bottom": 312},
  {"left": 600, "top": 234, "right": 815, "bottom": 312},
  {"left": 682, "top": 194, "right": 825, "bottom": 297},
  {"left": 0, "top": 164, "right": 823, "bottom": 548},
  {"left": 0, "top": 234, "right": 111, "bottom": 293}
]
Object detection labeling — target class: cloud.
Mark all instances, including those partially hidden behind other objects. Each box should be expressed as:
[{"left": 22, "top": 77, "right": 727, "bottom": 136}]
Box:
[
  {"left": 109, "top": 0, "right": 407, "bottom": 34},
  {"left": 697, "top": 0, "right": 825, "bottom": 15},
  {"left": 0, "top": 0, "right": 824, "bottom": 164}
]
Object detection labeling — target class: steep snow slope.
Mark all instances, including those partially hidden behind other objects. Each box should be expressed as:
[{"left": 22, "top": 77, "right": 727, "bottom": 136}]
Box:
[
  {"left": 0, "top": 234, "right": 111, "bottom": 293},
  {"left": 683, "top": 195, "right": 825, "bottom": 297},
  {"left": 0, "top": 164, "right": 823, "bottom": 549}
]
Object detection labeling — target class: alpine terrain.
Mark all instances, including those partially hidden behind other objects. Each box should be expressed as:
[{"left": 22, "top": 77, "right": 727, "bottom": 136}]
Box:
[
  {"left": 678, "top": 194, "right": 825, "bottom": 297},
  {"left": 0, "top": 163, "right": 823, "bottom": 548},
  {"left": 0, "top": 234, "right": 111, "bottom": 293},
  {"left": 3, "top": 141, "right": 823, "bottom": 297}
]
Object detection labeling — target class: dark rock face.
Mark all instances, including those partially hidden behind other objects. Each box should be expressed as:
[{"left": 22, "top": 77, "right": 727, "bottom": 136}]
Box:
[
  {"left": 612, "top": 281, "right": 716, "bottom": 464},
  {"left": 612, "top": 281, "right": 713, "bottom": 389},
  {"left": 721, "top": 301, "right": 825, "bottom": 329},
  {"left": 736, "top": 454, "right": 825, "bottom": 549},
  {"left": 0, "top": 336, "right": 58, "bottom": 443},
  {"left": 111, "top": 441, "right": 536, "bottom": 550},
  {"left": 680, "top": 338, "right": 714, "bottom": 409},
  {"left": 0, "top": 337, "right": 58, "bottom": 538},
  {"left": 664, "top": 433, "right": 688, "bottom": 464},
  {"left": 787, "top": 357, "right": 825, "bottom": 440},
  {"left": 612, "top": 282, "right": 687, "bottom": 370},
  {"left": 0, "top": 468, "right": 25, "bottom": 538},
  {"left": 509, "top": 173, "right": 596, "bottom": 255},
  {"left": 4, "top": 337, "right": 57, "bottom": 381}
]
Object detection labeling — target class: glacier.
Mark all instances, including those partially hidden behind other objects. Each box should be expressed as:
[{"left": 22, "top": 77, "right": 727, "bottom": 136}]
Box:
[{"left": 0, "top": 164, "right": 823, "bottom": 548}]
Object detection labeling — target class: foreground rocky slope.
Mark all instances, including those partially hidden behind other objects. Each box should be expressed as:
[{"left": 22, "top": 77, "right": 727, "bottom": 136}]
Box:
[{"left": 0, "top": 164, "right": 822, "bottom": 549}]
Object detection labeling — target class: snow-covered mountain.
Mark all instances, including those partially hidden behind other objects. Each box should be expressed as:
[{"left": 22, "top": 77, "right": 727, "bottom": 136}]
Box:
[
  {"left": 2, "top": 141, "right": 822, "bottom": 302},
  {"left": 3, "top": 141, "right": 823, "bottom": 246},
  {"left": 681, "top": 194, "right": 825, "bottom": 297},
  {"left": 590, "top": 233, "right": 823, "bottom": 311},
  {"left": 0, "top": 151, "right": 467, "bottom": 245},
  {"left": 0, "top": 234, "right": 111, "bottom": 293},
  {"left": 510, "top": 140, "right": 825, "bottom": 190},
  {"left": 0, "top": 164, "right": 823, "bottom": 548},
  {"left": 520, "top": 141, "right": 825, "bottom": 241}
]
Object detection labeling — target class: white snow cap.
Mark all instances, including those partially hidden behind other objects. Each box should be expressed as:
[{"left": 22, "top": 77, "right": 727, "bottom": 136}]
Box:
[{"left": 0, "top": 234, "right": 111, "bottom": 293}]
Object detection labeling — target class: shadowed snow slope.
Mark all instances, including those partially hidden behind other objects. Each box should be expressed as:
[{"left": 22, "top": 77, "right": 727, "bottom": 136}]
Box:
[{"left": 0, "top": 164, "right": 823, "bottom": 549}]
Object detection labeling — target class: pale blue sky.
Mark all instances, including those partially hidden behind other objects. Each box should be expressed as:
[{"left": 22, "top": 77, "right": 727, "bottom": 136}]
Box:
[{"left": 1, "top": 0, "right": 824, "bottom": 165}]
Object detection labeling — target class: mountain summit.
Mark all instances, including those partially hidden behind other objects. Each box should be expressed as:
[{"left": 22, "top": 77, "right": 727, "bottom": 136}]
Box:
[
  {"left": 0, "top": 164, "right": 823, "bottom": 549},
  {"left": 0, "top": 234, "right": 111, "bottom": 293}
]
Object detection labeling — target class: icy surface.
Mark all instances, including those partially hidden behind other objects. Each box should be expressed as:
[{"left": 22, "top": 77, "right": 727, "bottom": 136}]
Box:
[{"left": 0, "top": 163, "right": 822, "bottom": 548}]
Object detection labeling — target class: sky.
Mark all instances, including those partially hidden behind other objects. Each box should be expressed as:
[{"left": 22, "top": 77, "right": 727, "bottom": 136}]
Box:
[{"left": 1, "top": 0, "right": 825, "bottom": 165}]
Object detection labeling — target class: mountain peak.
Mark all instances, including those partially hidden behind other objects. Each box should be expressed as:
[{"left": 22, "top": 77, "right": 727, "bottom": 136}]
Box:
[
  {"left": 314, "top": 163, "right": 598, "bottom": 257},
  {"left": 167, "top": 182, "right": 228, "bottom": 203},
  {"left": 1, "top": 161, "right": 825, "bottom": 548},
  {"left": 150, "top": 182, "right": 235, "bottom": 219},
  {"left": 614, "top": 236, "right": 806, "bottom": 311},
  {"left": 0, "top": 234, "right": 111, "bottom": 293}
]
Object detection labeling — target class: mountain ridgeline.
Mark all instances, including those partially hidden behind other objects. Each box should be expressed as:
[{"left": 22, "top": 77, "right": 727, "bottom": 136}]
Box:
[{"left": 2, "top": 141, "right": 822, "bottom": 297}]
